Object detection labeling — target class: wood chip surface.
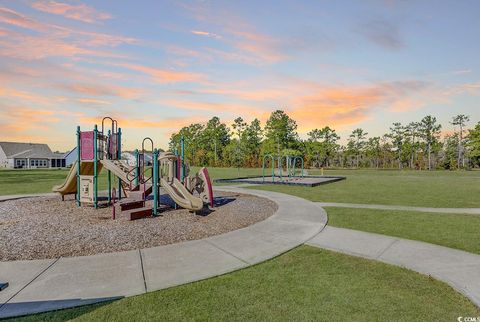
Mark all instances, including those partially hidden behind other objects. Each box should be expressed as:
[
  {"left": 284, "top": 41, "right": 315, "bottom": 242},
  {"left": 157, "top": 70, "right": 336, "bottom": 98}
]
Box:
[{"left": 0, "top": 191, "right": 276, "bottom": 261}]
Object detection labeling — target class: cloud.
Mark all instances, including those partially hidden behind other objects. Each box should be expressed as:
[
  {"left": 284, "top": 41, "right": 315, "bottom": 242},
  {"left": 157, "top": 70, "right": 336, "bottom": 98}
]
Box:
[
  {"left": 198, "top": 87, "right": 286, "bottom": 101},
  {"left": 0, "top": 30, "right": 103, "bottom": 60},
  {"left": 357, "top": 19, "right": 404, "bottom": 50},
  {"left": 0, "top": 104, "right": 60, "bottom": 141},
  {"left": 451, "top": 69, "right": 472, "bottom": 75},
  {"left": 194, "top": 29, "right": 288, "bottom": 65},
  {"left": 456, "top": 82, "right": 480, "bottom": 92},
  {"left": 0, "top": 7, "right": 47, "bottom": 31},
  {"left": 0, "top": 7, "right": 135, "bottom": 60},
  {"left": 389, "top": 97, "right": 427, "bottom": 112},
  {"left": 76, "top": 98, "right": 112, "bottom": 105},
  {"left": 160, "top": 99, "right": 261, "bottom": 115},
  {"left": 191, "top": 30, "right": 222, "bottom": 39},
  {"left": 442, "top": 82, "right": 480, "bottom": 96},
  {"left": 0, "top": 87, "right": 53, "bottom": 105},
  {"left": 112, "top": 62, "right": 203, "bottom": 84},
  {"left": 176, "top": 2, "right": 289, "bottom": 64},
  {"left": 79, "top": 114, "right": 208, "bottom": 130},
  {"left": 288, "top": 81, "right": 429, "bottom": 132},
  {"left": 61, "top": 83, "right": 143, "bottom": 99},
  {"left": 31, "top": 1, "right": 112, "bottom": 24},
  {"left": 228, "top": 30, "right": 288, "bottom": 64}
]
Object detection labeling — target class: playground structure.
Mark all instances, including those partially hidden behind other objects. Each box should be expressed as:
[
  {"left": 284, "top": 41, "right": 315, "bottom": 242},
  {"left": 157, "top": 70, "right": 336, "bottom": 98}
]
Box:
[
  {"left": 262, "top": 154, "right": 305, "bottom": 183},
  {"left": 215, "top": 154, "right": 345, "bottom": 187},
  {"left": 52, "top": 117, "right": 213, "bottom": 220}
]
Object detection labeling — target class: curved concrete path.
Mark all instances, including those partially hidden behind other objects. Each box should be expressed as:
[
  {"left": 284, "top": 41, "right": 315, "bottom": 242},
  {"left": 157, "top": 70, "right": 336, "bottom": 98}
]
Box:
[
  {"left": 1, "top": 188, "right": 479, "bottom": 317},
  {"left": 0, "top": 187, "right": 327, "bottom": 318},
  {"left": 307, "top": 226, "right": 480, "bottom": 307},
  {"left": 316, "top": 202, "right": 480, "bottom": 215}
]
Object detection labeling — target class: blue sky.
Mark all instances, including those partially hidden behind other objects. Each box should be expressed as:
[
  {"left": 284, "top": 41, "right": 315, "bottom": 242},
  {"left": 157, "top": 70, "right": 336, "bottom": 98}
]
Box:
[{"left": 0, "top": 0, "right": 478, "bottom": 150}]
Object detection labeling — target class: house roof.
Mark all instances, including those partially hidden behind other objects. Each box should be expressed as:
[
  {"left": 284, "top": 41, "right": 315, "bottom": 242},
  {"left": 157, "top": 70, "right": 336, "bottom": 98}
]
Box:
[
  {"left": 63, "top": 147, "right": 77, "bottom": 158},
  {"left": 0, "top": 142, "right": 55, "bottom": 159}
]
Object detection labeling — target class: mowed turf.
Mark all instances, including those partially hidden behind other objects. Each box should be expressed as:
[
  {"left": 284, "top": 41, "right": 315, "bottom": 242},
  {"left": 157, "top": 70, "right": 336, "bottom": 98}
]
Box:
[
  {"left": 326, "top": 207, "right": 480, "bottom": 255},
  {"left": 0, "top": 168, "right": 111, "bottom": 195},
  {"left": 12, "top": 246, "right": 479, "bottom": 322},
  {"left": 2, "top": 168, "right": 479, "bottom": 207},
  {"left": 0, "top": 167, "right": 264, "bottom": 196},
  {"left": 250, "top": 169, "right": 480, "bottom": 208}
]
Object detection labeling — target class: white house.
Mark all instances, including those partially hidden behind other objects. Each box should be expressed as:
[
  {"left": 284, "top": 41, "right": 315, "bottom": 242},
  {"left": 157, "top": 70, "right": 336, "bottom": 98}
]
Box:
[{"left": 0, "top": 142, "right": 66, "bottom": 169}]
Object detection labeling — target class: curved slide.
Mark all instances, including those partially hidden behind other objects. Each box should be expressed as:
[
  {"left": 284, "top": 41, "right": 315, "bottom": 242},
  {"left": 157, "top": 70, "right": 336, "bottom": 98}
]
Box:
[
  {"left": 161, "top": 177, "right": 204, "bottom": 211},
  {"left": 52, "top": 161, "right": 98, "bottom": 195}
]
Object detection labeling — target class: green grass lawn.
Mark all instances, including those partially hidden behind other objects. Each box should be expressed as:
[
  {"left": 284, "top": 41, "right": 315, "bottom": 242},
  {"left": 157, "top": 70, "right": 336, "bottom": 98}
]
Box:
[
  {"left": 250, "top": 169, "right": 480, "bottom": 208},
  {"left": 326, "top": 207, "right": 480, "bottom": 254},
  {"left": 0, "top": 167, "right": 264, "bottom": 196},
  {"left": 2, "top": 167, "right": 479, "bottom": 207},
  {"left": 191, "top": 166, "right": 264, "bottom": 182},
  {"left": 12, "top": 246, "right": 479, "bottom": 322},
  {"left": 0, "top": 168, "right": 112, "bottom": 195},
  {"left": 3, "top": 168, "right": 480, "bottom": 319}
]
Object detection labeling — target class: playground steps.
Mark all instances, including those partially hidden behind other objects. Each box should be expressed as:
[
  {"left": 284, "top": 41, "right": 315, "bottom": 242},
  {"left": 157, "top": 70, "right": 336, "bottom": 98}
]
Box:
[
  {"left": 126, "top": 206, "right": 153, "bottom": 221},
  {"left": 116, "top": 183, "right": 153, "bottom": 220},
  {"left": 127, "top": 183, "right": 153, "bottom": 200},
  {"left": 115, "top": 198, "right": 149, "bottom": 220},
  {"left": 119, "top": 199, "right": 145, "bottom": 211}
]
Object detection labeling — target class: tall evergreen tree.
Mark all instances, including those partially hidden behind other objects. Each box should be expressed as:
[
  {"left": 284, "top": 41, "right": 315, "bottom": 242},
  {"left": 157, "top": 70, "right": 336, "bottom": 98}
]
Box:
[
  {"left": 406, "top": 122, "right": 421, "bottom": 169},
  {"left": 451, "top": 114, "right": 470, "bottom": 168},
  {"left": 243, "top": 119, "right": 263, "bottom": 167},
  {"left": 264, "top": 110, "right": 298, "bottom": 155},
  {"left": 203, "top": 117, "right": 230, "bottom": 166},
  {"left": 387, "top": 123, "right": 406, "bottom": 169},
  {"left": 307, "top": 127, "right": 339, "bottom": 167},
  {"left": 419, "top": 116, "right": 442, "bottom": 170},
  {"left": 349, "top": 128, "right": 368, "bottom": 168},
  {"left": 466, "top": 122, "right": 480, "bottom": 167}
]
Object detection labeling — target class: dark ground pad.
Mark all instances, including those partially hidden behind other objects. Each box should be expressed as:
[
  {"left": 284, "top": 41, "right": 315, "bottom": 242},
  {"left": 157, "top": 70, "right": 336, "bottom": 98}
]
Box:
[{"left": 215, "top": 175, "right": 345, "bottom": 187}]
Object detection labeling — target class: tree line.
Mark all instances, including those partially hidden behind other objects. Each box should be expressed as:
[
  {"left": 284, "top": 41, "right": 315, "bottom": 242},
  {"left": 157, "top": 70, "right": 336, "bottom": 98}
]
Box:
[{"left": 169, "top": 110, "right": 480, "bottom": 170}]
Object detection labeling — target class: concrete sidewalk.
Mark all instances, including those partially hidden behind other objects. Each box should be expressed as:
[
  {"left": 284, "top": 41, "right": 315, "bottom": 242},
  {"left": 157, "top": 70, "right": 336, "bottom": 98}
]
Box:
[
  {"left": 316, "top": 202, "right": 480, "bottom": 215},
  {"left": 307, "top": 226, "right": 480, "bottom": 307},
  {"left": 0, "top": 187, "right": 327, "bottom": 318}
]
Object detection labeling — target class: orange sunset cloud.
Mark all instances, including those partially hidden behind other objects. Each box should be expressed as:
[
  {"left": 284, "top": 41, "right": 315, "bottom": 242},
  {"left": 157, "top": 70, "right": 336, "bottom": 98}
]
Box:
[
  {"left": 31, "top": 1, "right": 112, "bottom": 24},
  {"left": 62, "top": 83, "right": 143, "bottom": 99},
  {"left": 113, "top": 62, "right": 203, "bottom": 84}
]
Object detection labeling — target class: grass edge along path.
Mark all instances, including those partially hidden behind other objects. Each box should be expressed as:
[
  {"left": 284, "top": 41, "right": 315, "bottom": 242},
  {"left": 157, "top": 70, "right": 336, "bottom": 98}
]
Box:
[
  {"left": 10, "top": 246, "right": 479, "bottom": 322},
  {"left": 247, "top": 169, "right": 480, "bottom": 208},
  {"left": 325, "top": 207, "right": 480, "bottom": 255}
]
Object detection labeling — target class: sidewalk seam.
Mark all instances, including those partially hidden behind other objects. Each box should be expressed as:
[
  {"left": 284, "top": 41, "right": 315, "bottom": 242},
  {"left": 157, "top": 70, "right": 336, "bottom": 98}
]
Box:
[
  {"left": 0, "top": 257, "right": 60, "bottom": 310},
  {"left": 203, "top": 240, "right": 250, "bottom": 265},
  {"left": 375, "top": 239, "right": 400, "bottom": 259},
  {"left": 138, "top": 249, "right": 147, "bottom": 293}
]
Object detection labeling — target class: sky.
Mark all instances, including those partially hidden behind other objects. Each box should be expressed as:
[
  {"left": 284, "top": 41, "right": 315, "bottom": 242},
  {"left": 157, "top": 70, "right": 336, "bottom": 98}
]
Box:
[{"left": 0, "top": 0, "right": 479, "bottom": 151}]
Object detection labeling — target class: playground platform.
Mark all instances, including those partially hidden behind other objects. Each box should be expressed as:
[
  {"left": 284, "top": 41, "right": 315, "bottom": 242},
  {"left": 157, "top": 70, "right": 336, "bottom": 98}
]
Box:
[{"left": 215, "top": 175, "right": 346, "bottom": 187}]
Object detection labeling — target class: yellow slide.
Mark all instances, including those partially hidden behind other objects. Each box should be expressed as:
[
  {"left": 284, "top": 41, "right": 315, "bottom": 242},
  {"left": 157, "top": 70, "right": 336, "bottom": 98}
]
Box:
[
  {"left": 160, "top": 177, "right": 204, "bottom": 211},
  {"left": 52, "top": 161, "right": 99, "bottom": 196}
]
